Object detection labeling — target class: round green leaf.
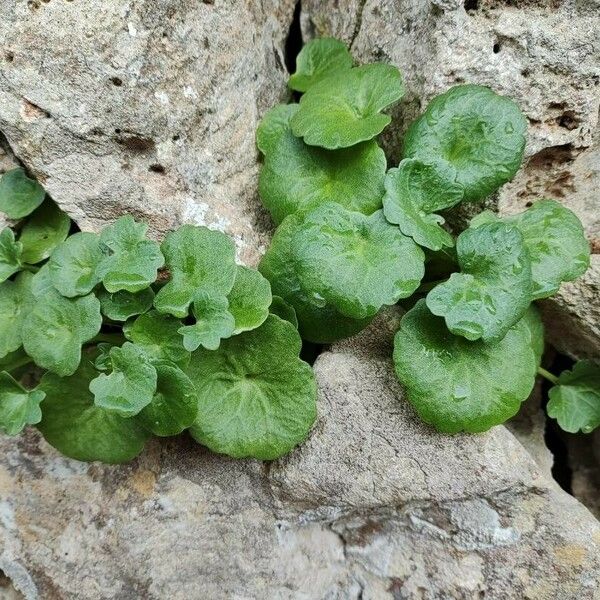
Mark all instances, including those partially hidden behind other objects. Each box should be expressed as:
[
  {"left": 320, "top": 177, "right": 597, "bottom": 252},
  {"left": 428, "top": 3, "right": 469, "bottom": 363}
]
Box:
[
  {"left": 259, "top": 104, "right": 386, "bottom": 224},
  {"left": 0, "top": 168, "right": 46, "bottom": 219},
  {"left": 257, "top": 104, "right": 302, "bottom": 156},
  {"left": 154, "top": 225, "right": 236, "bottom": 318},
  {"left": 259, "top": 216, "right": 373, "bottom": 343},
  {"left": 19, "top": 200, "right": 71, "bottom": 264},
  {"left": 269, "top": 295, "right": 298, "bottom": 329},
  {"left": 89, "top": 342, "right": 157, "bottom": 417},
  {"left": 0, "top": 371, "right": 45, "bottom": 435},
  {"left": 139, "top": 361, "right": 198, "bottom": 437},
  {"left": 123, "top": 310, "right": 190, "bottom": 367},
  {"left": 48, "top": 232, "right": 105, "bottom": 297},
  {"left": 547, "top": 360, "right": 600, "bottom": 434},
  {"left": 97, "top": 215, "right": 164, "bottom": 293},
  {"left": 227, "top": 266, "right": 272, "bottom": 334},
  {"left": 0, "top": 272, "right": 34, "bottom": 359},
  {"left": 498, "top": 199, "right": 590, "bottom": 300},
  {"left": 288, "top": 37, "right": 353, "bottom": 92},
  {"left": 97, "top": 287, "right": 155, "bottom": 321},
  {"left": 22, "top": 289, "right": 102, "bottom": 376},
  {"left": 289, "top": 204, "right": 425, "bottom": 319},
  {"left": 179, "top": 291, "right": 235, "bottom": 352},
  {"left": 290, "top": 64, "right": 405, "bottom": 149},
  {"left": 383, "top": 158, "right": 464, "bottom": 251},
  {"left": 393, "top": 300, "right": 538, "bottom": 433},
  {"left": 187, "top": 315, "right": 317, "bottom": 460},
  {"left": 403, "top": 85, "right": 527, "bottom": 201},
  {"left": 38, "top": 356, "right": 150, "bottom": 463},
  {"left": 426, "top": 221, "right": 532, "bottom": 342},
  {"left": 0, "top": 228, "right": 23, "bottom": 283}
]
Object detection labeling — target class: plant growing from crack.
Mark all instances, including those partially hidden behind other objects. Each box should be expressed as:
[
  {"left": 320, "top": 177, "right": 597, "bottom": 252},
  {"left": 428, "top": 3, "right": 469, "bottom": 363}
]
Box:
[{"left": 258, "top": 37, "right": 600, "bottom": 435}]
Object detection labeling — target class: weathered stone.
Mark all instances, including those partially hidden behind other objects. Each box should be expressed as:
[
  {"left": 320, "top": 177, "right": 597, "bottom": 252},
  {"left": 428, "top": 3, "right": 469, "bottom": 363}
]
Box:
[{"left": 0, "top": 0, "right": 296, "bottom": 265}]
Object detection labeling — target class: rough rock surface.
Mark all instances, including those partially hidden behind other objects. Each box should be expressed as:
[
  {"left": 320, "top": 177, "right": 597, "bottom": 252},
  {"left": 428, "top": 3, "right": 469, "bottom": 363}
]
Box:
[
  {"left": 0, "top": 0, "right": 296, "bottom": 265},
  {"left": 1, "top": 310, "right": 600, "bottom": 599},
  {"left": 301, "top": 0, "right": 600, "bottom": 360}
]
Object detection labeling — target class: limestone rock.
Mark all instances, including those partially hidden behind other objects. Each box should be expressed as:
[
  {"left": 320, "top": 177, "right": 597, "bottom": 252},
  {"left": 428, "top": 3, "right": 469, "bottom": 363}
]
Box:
[{"left": 0, "top": 0, "right": 296, "bottom": 265}]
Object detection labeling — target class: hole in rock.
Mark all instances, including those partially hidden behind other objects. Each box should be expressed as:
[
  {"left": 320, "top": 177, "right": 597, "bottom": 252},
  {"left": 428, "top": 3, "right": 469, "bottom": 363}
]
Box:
[
  {"left": 284, "top": 1, "right": 303, "bottom": 75},
  {"left": 493, "top": 42, "right": 501, "bottom": 54},
  {"left": 300, "top": 341, "right": 325, "bottom": 366},
  {"left": 149, "top": 163, "right": 166, "bottom": 174},
  {"left": 110, "top": 76, "right": 123, "bottom": 87},
  {"left": 464, "top": 0, "right": 478, "bottom": 10}
]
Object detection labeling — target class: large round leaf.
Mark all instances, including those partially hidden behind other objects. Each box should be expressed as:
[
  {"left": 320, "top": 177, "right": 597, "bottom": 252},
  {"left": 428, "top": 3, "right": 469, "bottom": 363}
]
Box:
[
  {"left": 0, "top": 168, "right": 46, "bottom": 219},
  {"left": 393, "top": 300, "right": 538, "bottom": 433},
  {"left": 426, "top": 221, "right": 532, "bottom": 342},
  {"left": 289, "top": 204, "right": 425, "bottom": 319},
  {"left": 187, "top": 315, "right": 317, "bottom": 460},
  {"left": 290, "top": 64, "right": 404, "bottom": 149},
  {"left": 403, "top": 85, "right": 527, "bottom": 201},
  {"left": 38, "top": 356, "right": 150, "bottom": 463}
]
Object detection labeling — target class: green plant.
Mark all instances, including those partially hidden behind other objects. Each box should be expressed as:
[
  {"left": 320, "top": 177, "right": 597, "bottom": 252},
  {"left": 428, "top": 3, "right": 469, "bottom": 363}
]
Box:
[
  {"left": 258, "top": 37, "right": 599, "bottom": 435},
  {"left": 0, "top": 169, "right": 316, "bottom": 463}
]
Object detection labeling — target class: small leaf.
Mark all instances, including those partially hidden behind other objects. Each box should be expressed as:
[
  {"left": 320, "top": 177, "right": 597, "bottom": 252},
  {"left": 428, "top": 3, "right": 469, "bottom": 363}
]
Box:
[
  {"left": 269, "top": 295, "right": 298, "bottom": 329},
  {"left": 48, "top": 232, "right": 105, "bottom": 297},
  {"left": 187, "top": 315, "right": 317, "bottom": 460},
  {"left": 154, "top": 225, "right": 236, "bottom": 318},
  {"left": 97, "top": 215, "right": 164, "bottom": 293},
  {"left": 179, "top": 291, "right": 235, "bottom": 351},
  {"left": 259, "top": 104, "right": 386, "bottom": 224},
  {"left": 123, "top": 310, "right": 190, "bottom": 367},
  {"left": 0, "top": 272, "right": 34, "bottom": 359},
  {"left": 19, "top": 200, "right": 71, "bottom": 264},
  {"left": 0, "top": 168, "right": 46, "bottom": 219},
  {"left": 139, "top": 361, "right": 198, "bottom": 437},
  {"left": 289, "top": 203, "right": 425, "bottom": 319},
  {"left": 259, "top": 215, "right": 374, "bottom": 343},
  {"left": 383, "top": 158, "right": 463, "bottom": 251},
  {"left": 0, "top": 371, "right": 45, "bottom": 435},
  {"left": 547, "top": 361, "right": 600, "bottom": 434},
  {"left": 97, "top": 287, "right": 155, "bottom": 321},
  {"left": 89, "top": 342, "right": 157, "bottom": 417},
  {"left": 22, "top": 289, "right": 102, "bottom": 376},
  {"left": 426, "top": 221, "right": 532, "bottom": 342},
  {"left": 393, "top": 300, "right": 537, "bottom": 433},
  {"left": 256, "top": 104, "right": 301, "bottom": 156},
  {"left": 94, "top": 343, "right": 113, "bottom": 371},
  {"left": 288, "top": 37, "right": 353, "bottom": 92},
  {"left": 227, "top": 266, "right": 272, "bottom": 334},
  {"left": 495, "top": 199, "right": 589, "bottom": 299},
  {"left": 403, "top": 84, "right": 527, "bottom": 200},
  {"left": 290, "top": 64, "right": 405, "bottom": 149},
  {"left": 38, "top": 356, "right": 149, "bottom": 463},
  {"left": 0, "top": 228, "right": 23, "bottom": 283}
]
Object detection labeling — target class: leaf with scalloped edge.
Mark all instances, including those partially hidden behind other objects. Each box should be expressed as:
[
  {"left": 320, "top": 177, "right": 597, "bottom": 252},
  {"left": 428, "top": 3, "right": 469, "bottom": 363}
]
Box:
[
  {"left": 38, "top": 356, "right": 149, "bottom": 463},
  {"left": 22, "top": 289, "right": 102, "bottom": 376},
  {"left": 187, "top": 315, "right": 316, "bottom": 460},
  {"left": 0, "top": 272, "right": 34, "bottom": 359},
  {"left": 393, "top": 300, "right": 537, "bottom": 433},
  {"left": 96, "top": 216, "right": 164, "bottom": 293},
  {"left": 547, "top": 360, "right": 600, "bottom": 434},
  {"left": 259, "top": 104, "right": 386, "bottom": 224},
  {"left": 0, "top": 228, "right": 22, "bottom": 283},
  {"left": 179, "top": 291, "right": 235, "bottom": 351},
  {"left": 288, "top": 37, "right": 353, "bottom": 92},
  {"left": 383, "top": 158, "right": 464, "bottom": 251},
  {"left": 19, "top": 200, "right": 71, "bottom": 264},
  {"left": 403, "top": 85, "right": 527, "bottom": 201},
  {"left": 139, "top": 361, "right": 198, "bottom": 437},
  {"left": 89, "top": 342, "right": 157, "bottom": 417},
  {"left": 290, "top": 64, "right": 404, "bottom": 149},
  {"left": 426, "top": 221, "right": 532, "bottom": 342},
  {"left": 123, "top": 310, "right": 190, "bottom": 368},
  {"left": 0, "top": 168, "right": 46, "bottom": 219},
  {"left": 289, "top": 203, "right": 425, "bottom": 319},
  {"left": 154, "top": 225, "right": 236, "bottom": 318},
  {"left": 0, "top": 371, "right": 45, "bottom": 435},
  {"left": 48, "top": 232, "right": 105, "bottom": 297},
  {"left": 227, "top": 266, "right": 272, "bottom": 334},
  {"left": 97, "top": 287, "right": 155, "bottom": 321}
]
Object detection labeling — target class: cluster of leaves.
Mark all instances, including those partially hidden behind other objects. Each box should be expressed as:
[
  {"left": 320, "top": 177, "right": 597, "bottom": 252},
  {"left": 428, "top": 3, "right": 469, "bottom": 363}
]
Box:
[
  {"left": 0, "top": 169, "right": 316, "bottom": 463},
  {"left": 257, "top": 38, "right": 600, "bottom": 435}
]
